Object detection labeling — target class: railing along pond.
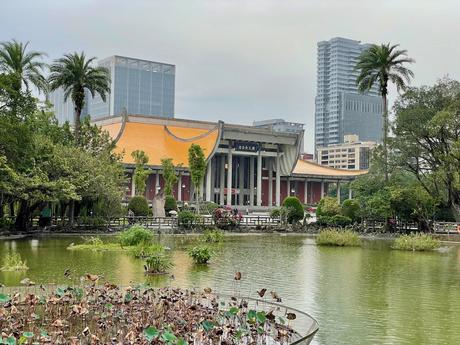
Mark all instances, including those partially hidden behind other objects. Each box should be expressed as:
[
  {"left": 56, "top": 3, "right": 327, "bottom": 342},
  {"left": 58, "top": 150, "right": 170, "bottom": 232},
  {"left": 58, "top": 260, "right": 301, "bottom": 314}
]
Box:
[{"left": 8, "top": 215, "right": 283, "bottom": 232}]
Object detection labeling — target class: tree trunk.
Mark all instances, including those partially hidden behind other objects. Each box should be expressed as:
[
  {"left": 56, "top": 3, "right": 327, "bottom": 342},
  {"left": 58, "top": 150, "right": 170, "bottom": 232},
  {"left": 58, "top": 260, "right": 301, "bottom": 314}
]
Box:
[
  {"left": 14, "top": 200, "right": 30, "bottom": 231},
  {"left": 60, "top": 202, "right": 67, "bottom": 226},
  {"left": 74, "top": 107, "right": 81, "bottom": 143},
  {"left": 0, "top": 192, "right": 4, "bottom": 219},
  {"left": 69, "top": 200, "right": 75, "bottom": 227},
  {"left": 9, "top": 201, "right": 15, "bottom": 217},
  {"left": 382, "top": 92, "right": 389, "bottom": 182},
  {"left": 195, "top": 186, "right": 201, "bottom": 214}
]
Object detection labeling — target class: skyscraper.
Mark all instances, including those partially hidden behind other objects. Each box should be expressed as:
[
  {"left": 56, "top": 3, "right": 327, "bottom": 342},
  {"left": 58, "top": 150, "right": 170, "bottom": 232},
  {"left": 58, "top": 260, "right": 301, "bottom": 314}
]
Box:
[
  {"left": 50, "top": 55, "right": 175, "bottom": 123},
  {"left": 315, "top": 37, "right": 383, "bottom": 148}
]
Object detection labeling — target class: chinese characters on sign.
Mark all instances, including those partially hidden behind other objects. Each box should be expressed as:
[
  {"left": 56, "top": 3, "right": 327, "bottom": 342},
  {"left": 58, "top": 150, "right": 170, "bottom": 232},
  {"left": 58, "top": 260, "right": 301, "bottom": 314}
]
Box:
[{"left": 233, "top": 141, "right": 260, "bottom": 152}]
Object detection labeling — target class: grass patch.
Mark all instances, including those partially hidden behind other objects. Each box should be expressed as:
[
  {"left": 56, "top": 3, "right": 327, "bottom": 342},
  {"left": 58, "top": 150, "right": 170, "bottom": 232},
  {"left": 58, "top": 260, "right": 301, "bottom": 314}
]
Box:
[
  {"left": 144, "top": 252, "right": 174, "bottom": 274},
  {"left": 0, "top": 252, "right": 28, "bottom": 271},
  {"left": 188, "top": 245, "right": 214, "bottom": 264},
  {"left": 130, "top": 243, "right": 167, "bottom": 259},
  {"left": 392, "top": 233, "right": 440, "bottom": 251},
  {"left": 117, "top": 225, "right": 154, "bottom": 246},
  {"left": 316, "top": 229, "right": 361, "bottom": 247},
  {"left": 201, "top": 228, "right": 224, "bottom": 243},
  {"left": 67, "top": 236, "right": 125, "bottom": 251}
]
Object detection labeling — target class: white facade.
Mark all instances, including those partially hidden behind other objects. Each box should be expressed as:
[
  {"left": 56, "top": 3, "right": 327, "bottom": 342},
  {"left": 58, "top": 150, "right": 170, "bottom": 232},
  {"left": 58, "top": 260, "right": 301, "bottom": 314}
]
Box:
[{"left": 316, "top": 135, "right": 377, "bottom": 170}]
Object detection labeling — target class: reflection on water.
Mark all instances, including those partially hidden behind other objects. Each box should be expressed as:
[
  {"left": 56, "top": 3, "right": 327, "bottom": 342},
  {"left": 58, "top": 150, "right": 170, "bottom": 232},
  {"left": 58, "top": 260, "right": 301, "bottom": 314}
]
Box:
[{"left": 0, "top": 234, "right": 459, "bottom": 345}]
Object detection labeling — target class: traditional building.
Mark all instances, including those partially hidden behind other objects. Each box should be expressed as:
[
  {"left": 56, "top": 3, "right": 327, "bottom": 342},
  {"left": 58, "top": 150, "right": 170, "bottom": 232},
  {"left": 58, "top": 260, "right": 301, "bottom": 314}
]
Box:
[{"left": 96, "top": 114, "right": 366, "bottom": 208}]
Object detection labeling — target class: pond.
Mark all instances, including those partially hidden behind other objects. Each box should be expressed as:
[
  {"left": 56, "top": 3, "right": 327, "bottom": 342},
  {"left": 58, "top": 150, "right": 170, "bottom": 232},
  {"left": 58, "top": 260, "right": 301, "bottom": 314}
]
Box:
[{"left": 1, "top": 233, "right": 460, "bottom": 345}]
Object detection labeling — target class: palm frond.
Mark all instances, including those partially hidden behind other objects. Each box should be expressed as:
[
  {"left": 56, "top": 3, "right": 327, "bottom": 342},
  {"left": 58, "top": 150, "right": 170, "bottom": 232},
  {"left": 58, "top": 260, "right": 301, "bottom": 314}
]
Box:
[
  {"left": 355, "top": 42, "right": 414, "bottom": 96},
  {"left": 0, "top": 39, "right": 47, "bottom": 92}
]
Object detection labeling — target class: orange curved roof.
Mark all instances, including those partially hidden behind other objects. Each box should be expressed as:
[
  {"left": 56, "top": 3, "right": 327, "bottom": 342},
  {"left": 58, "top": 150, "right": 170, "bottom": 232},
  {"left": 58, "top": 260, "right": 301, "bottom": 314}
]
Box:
[
  {"left": 292, "top": 159, "right": 368, "bottom": 178},
  {"left": 103, "top": 122, "right": 123, "bottom": 139},
  {"left": 103, "top": 121, "right": 220, "bottom": 167}
]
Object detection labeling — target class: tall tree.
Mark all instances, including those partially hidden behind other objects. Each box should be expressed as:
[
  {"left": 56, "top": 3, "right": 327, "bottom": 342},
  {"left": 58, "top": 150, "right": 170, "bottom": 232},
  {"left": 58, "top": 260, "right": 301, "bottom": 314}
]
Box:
[
  {"left": 48, "top": 52, "right": 110, "bottom": 141},
  {"left": 161, "top": 158, "right": 178, "bottom": 196},
  {"left": 0, "top": 40, "right": 47, "bottom": 93},
  {"left": 188, "top": 144, "right": 206, "bottom": 213},
  {"left": 356, "top": 43, "right": 414, "bottom": 180},
  {"left": 392, "top": 78, "right": 460, "bottom": 219},
  {"left": 131, "top": 150, "right": 150, "bottom": 196}
]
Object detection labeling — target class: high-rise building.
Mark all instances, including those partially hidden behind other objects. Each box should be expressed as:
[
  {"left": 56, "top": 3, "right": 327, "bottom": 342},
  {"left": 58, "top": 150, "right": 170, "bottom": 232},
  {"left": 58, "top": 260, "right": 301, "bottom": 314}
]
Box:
[
  {"left": 315, "top": 37, "right": 383, "bottom": 149},
  {"left": 50, "top": 55, "right": 175, "bottom": 123}
]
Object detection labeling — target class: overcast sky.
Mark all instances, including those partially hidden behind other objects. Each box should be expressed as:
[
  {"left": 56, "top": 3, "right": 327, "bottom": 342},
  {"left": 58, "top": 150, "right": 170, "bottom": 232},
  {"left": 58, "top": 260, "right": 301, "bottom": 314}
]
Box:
[{"left": 1, "top": 0, "right": 459, "bottom": 151}]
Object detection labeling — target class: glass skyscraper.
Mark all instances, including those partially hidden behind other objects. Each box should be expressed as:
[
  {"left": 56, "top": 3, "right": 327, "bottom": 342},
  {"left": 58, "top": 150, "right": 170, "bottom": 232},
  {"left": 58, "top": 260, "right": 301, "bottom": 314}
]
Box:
[
  {"left": 315, "top": 37, "right": 382, "bottom": 148},
  {"left": 50, "top": 55, "right": 175, "bottom": 123}
]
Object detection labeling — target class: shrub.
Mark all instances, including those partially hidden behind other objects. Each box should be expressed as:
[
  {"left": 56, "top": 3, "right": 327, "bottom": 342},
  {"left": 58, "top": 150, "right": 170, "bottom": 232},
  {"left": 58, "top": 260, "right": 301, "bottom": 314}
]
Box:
[
  {"left": 317, "top": 214, "right": 352, "bottom": 227},
  {"left": 316, "top": 196, "right": 341, "bottom": 217},
  {"left": 269, "top": 208, "right": 281, "bottom": 218},
  {"left": 341, "top": 199, "right": 360, "bottom": 221},
  {"left": 130, "top": 243, "right": 166, "bottom": 258},
  {"left": 1, "top": 252, "right": 28, "bottom": 271},
  {"left": 202, "top": 228, "right": 224, "bottom": 243},
  {"left": 0, "top": 217, "right": 14, "bottom": 229},
  {"left": 282, "top": 197, "right": 304, "bottom": 224},
  {"left": 392, "top": 233, "right": 440, "bottom": 251},
  {"left": 164, "top": 195, "right": 177, "bottom": 215},
  {"left": 316, "top": 229, "right": 361, "bottom": 247},
  {"left": 118, "top": 225, "right": 153, "bottom": 246},
  {"left": 188, "top": 245, "right": 213, "bottom": 264},
  {"left": 213, "top": 207, "right": 242, "bottom": 229},
  {"left": 144, "top": 252, "right": 174, "bottom": 274},
  {"left": 203, "top": 202, "right": 219, "bottom": 214},
  {"left": 128, "top": 196, "right": 150, "bottom": 217},
  {"left": 178, "top": 210, "right": 200, "bottom": 229},
  {"left": 331, "top": 214, "right": 352, "bottom": 226}
]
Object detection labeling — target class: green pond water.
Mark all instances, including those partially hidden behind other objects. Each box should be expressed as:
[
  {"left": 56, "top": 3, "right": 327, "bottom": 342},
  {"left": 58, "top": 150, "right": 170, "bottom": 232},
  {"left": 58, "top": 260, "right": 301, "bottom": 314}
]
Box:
[{"left": 1, "top": 234, "right": 460, "bottom": 345}]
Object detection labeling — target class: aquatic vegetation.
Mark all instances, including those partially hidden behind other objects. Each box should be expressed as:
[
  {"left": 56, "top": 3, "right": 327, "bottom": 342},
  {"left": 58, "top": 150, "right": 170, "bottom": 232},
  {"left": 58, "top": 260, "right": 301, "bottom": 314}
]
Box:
[
  {"left": 0, "top": 281, "right": 305, "bottom": 344},
  {"left": 316, "top": 229, "right": 361, "bottom": 247},
  {"left": 84, "top": 236, "right": 104, "bottom": 246},
  {"left": 202, "top": 228, "right": 224, "bottom": 243},
  {"left": 130, "top": 242, "right": 166, "bottom": 258},
  {"left": 392, "top": 233, "right": 440, "bottom": 251},
  {"left": 144, "top": 252, "right": 174, "bottom": 274},
  {"left": 188, "top": 245, "right": 213, "bottom": 264},
  {"left": 117, "top": 225, "right": 154, "bottom": 246},
  {"left": 67, "top": 240, "right": 124, "bottom": 252},
  {"left": 0, "top": 252, "right": 28, "bottom": 271}
]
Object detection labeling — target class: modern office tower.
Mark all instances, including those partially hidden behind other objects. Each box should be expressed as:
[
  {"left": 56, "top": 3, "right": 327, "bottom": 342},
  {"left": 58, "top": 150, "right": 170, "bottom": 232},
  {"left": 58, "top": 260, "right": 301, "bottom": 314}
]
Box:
[
  {"left": 316, "top": 134, "right": 377, "bottom": 170},
  {"left": 50, "top": 55, "right": 175, "bottom": 123},
  {"left": 315, "top": 37, "right": 383, "bottom": 149}
]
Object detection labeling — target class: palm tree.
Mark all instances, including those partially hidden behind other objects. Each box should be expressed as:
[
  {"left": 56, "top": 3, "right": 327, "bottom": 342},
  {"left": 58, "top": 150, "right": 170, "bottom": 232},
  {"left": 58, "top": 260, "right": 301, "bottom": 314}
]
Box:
[
  {"left": 356, "top": 43, "right": 414, "bottom": 181},
  {"left": 48, "top": 52, "right": 110, "bottom": 141},
  {"left": 0, "top": 40, "right": 47, "bottom": 93}
]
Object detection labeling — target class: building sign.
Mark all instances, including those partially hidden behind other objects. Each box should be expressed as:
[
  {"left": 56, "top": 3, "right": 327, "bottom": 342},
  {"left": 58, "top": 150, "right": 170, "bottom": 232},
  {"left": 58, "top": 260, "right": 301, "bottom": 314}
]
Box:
[
  {"left": 233, "top": 141, "right": 260, "bottom": 152},
  {"left": 224, "top": 188, "right": 239, "bottom": 195}
]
